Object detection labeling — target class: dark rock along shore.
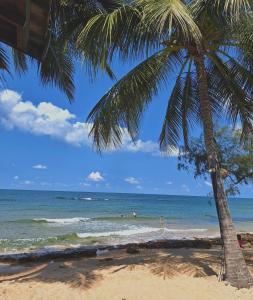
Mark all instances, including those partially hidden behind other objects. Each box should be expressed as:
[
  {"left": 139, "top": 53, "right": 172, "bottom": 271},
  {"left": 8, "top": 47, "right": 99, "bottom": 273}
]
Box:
[{"left": 0, "top": 233, "right": 252, "bottom": 263}]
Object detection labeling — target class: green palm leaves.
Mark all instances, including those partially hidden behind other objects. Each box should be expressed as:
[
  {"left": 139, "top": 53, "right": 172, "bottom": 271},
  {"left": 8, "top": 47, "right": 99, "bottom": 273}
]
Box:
[
  {"left": 74, "top": 0, "right": 253, "bottom": 153},
  {"left": 88, "top": 47, "right": 182, "bottom": 150}
]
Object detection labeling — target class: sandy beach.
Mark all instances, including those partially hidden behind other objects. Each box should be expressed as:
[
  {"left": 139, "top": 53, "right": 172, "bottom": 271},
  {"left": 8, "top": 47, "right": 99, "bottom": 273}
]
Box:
[{"left": 0, "top": 247, "right": 253, "bottom": 300}]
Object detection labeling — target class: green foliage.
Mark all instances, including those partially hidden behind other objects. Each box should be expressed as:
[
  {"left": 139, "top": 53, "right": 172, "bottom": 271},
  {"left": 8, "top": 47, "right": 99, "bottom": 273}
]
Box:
[
  {"left": 78, "top": 0, "right": 253, "bottom": 152},
  {"left": 38, "top": 35, "right": 74, "bottom": 101},
  {"left": 178, "top": 127, "right": 253, "bottom": 195}
]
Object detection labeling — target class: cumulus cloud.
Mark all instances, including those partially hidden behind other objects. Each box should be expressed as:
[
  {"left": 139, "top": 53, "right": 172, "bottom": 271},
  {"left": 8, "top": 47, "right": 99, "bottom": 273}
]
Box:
[
  {"left": 13, "top": 175, "right": 19, "bottom": 180},
  {"left": 32, "top": 164, "right": 47, "bottom": 170},
  {"left": 125, "top": 140, "right": 158, "bottom": 153},
  {"left": 0, "top": 89, "right": 91, "bottom": 147},
  {"left": 0, "top": 89, "right": 179, "bottom": 156},
  {"left": 125, "top": 177, "right": 140, "bottom": 184},
  {"left": 87, "top": 171, "right": 104, "bottom": 182}
]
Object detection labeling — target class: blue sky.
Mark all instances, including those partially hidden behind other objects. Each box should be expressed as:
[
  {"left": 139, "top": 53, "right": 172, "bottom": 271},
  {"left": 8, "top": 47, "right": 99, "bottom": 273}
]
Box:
[{"left": 0, "top": 58, "right": 252, "bottom": 197}]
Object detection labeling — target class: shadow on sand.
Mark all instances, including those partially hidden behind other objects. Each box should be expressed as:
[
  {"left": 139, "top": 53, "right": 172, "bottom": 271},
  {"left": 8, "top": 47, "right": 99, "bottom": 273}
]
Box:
[{"left": 1, "top": 248, "right": 253, "bottom": 291}]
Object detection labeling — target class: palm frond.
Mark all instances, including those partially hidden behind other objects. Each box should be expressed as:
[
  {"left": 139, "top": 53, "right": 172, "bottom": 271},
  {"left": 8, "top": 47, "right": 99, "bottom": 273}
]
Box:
[
  {"left": 87, "top": 47, "right": 184, "bottom": 150},
  {"left": 159, "top": 64, "right": 186, "bottom": 153},
  {"left": 76, "top": 0, "right": 201, "bottom": 77},
  {"left": 38, "top": 36, "right": 74, "bottom": 101},
  {"left": 217, "top": 0, "right": 250, "bottom": 16},
  {"left": 0, "top": 45, "right": 9, "bottom": 83},
  {"left": 76, "top": 4, "right": 154, "bottom": 73},
  {"left": 11, "top": 48, "right": 28, "bottom": 74},
  {"left": 181, "top": 60, "right": 194, "bottom": 150},
  {"left": 0, "top": 45, "right": 9, "bottom": 72},
  {"left": 160, "top": 59, "right": 200, "bottom": 153},
  {"left": 207, "top": 52, "right": 253, "bottom": 144},
  {"left": 136, "top": 0, "right": 201, "bottom": 40}
]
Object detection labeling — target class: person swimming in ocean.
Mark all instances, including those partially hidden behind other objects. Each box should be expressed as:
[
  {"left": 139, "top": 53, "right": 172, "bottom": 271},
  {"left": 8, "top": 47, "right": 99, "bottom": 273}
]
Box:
[
  {"left": 160, "top": 216, "right": 165, "bottom": 228},
  {"left": 133, "top": 211, "right": 137, "bottom": 218},
  {"left": 160, "top": 216, "right": 166, "bottom": 234}
]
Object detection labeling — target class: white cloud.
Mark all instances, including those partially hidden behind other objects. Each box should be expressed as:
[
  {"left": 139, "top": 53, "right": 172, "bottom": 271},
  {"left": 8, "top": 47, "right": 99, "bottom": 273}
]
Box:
[
  {"left": 125, "top": 140, "right": 158, "bottom": 153},
  {"left": 87, "top": 171, "right": 104, "bottom": 182},
  {"left": 125, "top": 177, "right": 140, "bottom": 184},
  {"left": 205, "top": 181, "right": 212, "bottom": 187},
  {"left": 13, "top": 175, "right": 19, "bottom": 180},
  {"left": 80, "top": 182, "right": 91, "bottom": 187},
  {"left": 24, "top": 180, "right": 33, "bottom": 185},
  {"left": 0, "top": 89, "right": 91, "bottom": 147},
  {"left": 0, "top": 89, "right": 179, "bottom": 156},
  {"left": 166, "top": 181, "right": 172, "bottom": 185},
  {"left": 32, "top": 164, "right": 47, "bottom": 170}
]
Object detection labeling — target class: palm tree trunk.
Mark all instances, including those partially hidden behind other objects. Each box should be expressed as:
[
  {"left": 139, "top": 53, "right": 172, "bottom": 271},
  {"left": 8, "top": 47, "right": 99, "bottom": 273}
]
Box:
[{"left": 195, "top": 55, "right": 253, "bottom": 288}]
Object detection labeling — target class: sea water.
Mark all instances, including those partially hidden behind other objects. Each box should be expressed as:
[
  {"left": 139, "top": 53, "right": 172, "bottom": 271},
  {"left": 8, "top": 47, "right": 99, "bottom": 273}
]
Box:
[{"left": 0, "top": 189, "right": 252, "bottom": 253}]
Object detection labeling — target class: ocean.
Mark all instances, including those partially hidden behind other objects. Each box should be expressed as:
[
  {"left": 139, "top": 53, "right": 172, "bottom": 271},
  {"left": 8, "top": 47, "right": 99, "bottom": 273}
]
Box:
[{"left": 0, "top": 189, "right": 252, "bottom": 254}]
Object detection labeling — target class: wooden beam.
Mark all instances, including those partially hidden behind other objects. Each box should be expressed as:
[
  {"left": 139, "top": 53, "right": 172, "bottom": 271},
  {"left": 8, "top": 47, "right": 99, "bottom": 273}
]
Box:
[
  {"left": 17, "top": 0, "right": 31, "bottom": 51},
  {"left": 32, "top": 0, "right": 51, "bottom": 11},
  {"left": 0, "top": 0, "right": 26, "bottom": 26}
]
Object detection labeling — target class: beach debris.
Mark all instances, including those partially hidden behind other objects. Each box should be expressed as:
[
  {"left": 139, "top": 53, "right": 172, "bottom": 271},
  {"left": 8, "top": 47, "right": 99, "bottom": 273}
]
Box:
[
  {"left": 0, "top": 234, "right": 252, "bottom": 264},
  {"left": 126, "top": 245, "right": 139, "bottom": 254},
  {"left": 99, "top": 257, "right": 113, "bottom": 262},
  {"left": 96, "top": 249, "right": 109, "bottom": 256}
]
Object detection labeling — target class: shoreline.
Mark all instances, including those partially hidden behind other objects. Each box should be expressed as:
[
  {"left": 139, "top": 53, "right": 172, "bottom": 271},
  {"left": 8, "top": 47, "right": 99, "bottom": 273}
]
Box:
[{"left": 1, "top": 233, "right": 253, "bottom": 263}]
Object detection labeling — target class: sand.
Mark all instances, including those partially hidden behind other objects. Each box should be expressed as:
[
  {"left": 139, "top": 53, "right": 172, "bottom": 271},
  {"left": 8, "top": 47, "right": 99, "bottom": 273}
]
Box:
[{"left": 0, "top": 248, "right": 253, "bottom": 300}]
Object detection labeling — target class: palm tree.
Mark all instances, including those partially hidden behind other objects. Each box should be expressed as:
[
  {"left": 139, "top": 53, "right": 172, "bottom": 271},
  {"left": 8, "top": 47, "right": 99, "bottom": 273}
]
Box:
[
  {"left": 75, "top": 0, "right": 253, "bottom": 288},
  {"left": 0, "top": 0, "right": 118, "bottom": 99}
]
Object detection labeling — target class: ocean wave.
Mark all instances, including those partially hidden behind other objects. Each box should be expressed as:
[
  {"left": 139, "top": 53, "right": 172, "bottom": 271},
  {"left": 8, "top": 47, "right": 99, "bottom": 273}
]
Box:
[
  {"left": 33, "top": 217, "right": 90, "bottom": 224},
  {"left": 80, "top": 197, "right": 93, "bottom": 201},
  {"left": 77, "top": 227, "right": 161, "bottom": 238}
]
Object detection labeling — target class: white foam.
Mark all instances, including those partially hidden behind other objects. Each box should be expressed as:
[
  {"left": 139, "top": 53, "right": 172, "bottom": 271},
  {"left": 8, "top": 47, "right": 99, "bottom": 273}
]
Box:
[
  {"left": 81, "top": 197, "right": 93, "bottom": 201},
  {"left": 164, "top": 228, "right": 208, "bottom": 233},
  {"left": 34, "top": 217, "right": 90, "bottom": 224},
  {"left": 77, "top": 227, "right": 161, "bottom": 238}
]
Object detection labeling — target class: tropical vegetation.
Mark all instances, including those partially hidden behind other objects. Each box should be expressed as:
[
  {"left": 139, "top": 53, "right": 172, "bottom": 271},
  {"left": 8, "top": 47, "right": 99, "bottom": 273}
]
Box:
[
  {"left": 178, "top": 126, "right": 253, "bottom": 195},
  {"left": 70, "top": 0, "right": 253, "bottom": 288},
  {"left": 1, "top": 0, "right": 253, "bottom": 289}
]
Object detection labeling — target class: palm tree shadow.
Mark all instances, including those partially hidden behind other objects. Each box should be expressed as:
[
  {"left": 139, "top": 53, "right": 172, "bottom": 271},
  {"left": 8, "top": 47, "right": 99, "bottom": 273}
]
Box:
[
  {"left": 149, "top": 249, "right": 220, "bottom": 279},
  {"left": 69, "top": 271, "right": 103, "bottom": 289},
  {"left": 4, "top": 248, "right": 253, "bottom": 291}
]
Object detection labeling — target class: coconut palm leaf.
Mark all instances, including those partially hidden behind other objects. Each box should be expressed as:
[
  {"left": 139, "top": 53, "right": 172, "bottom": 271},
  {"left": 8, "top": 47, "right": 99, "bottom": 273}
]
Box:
[
  {"left": 11, "top": 48, "right": 28, "bottom": 74},
  {"left": 38, "top": 36, "right": 74, "bottom": 101},
  {"left": 0, "top": 45, "right": 9, "bottom": 83},
  {"left": 195, "top": 0, "right": 252, "bottom": 19},
  {"left": 136, "top": 0, "right": 200, "bottom": 39},
  {"left": 87, "top": 47, "right": 184, "bottom": 150},
  {"left": 0, "top": 46, "right": 8, "bottom": 72},
  {"left": 207, "top": 52, "right": 253, "bottom": 144},
  {"left": 76, "top": 0, "right": 200, "bottom": 77}
]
